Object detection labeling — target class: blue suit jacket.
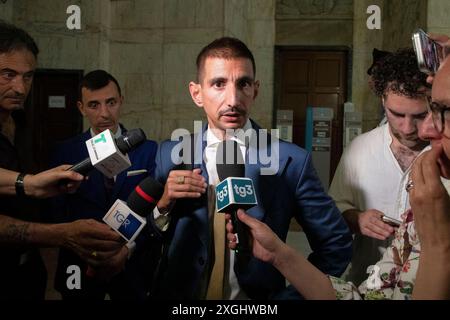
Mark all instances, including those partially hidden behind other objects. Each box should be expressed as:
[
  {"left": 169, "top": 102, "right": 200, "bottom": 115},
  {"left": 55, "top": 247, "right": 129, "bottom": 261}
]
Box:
[
  {"left": 149, "top": 121, "right": 352, "bottom": 299},
  {"left": 49, "top": 128, "right": 157, "bottom": 221},
  {"left": 49, "top": 127, "right": 158, "bottom": 297}
]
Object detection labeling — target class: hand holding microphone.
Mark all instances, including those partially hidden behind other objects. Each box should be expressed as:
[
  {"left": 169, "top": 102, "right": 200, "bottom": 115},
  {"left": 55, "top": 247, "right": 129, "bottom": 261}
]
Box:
[
  {"left": 226, "top": 209, "right": 283, "bottom": 265},
  {"left": 215, "top": 140, "right": 257, "bottom": 255},
  {"left": 0, "top": 166, "right": 84, "bottom": 198},
  {"left": 69, "top": 128, "right": 147, "bottom": 177},
  {"left": 86, "top": 176, "right": 164, "bottom": 278}
]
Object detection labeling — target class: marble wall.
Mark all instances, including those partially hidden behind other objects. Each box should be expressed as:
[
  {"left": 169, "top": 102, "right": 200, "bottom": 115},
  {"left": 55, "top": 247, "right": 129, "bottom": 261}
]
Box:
[
  {"left": 276, "top": 0, "right": 353, "bottom": 47},
  {"left": 0, "top": 0, "right": 13, "bottom": 21},
  {"left": 2, "top": 0, "right": 275, "bottom": 141},
  {"left": 428, "top": 0, "right": 450, "bottom": 35},
  {"left": 1, "top": 0, "right": 449, "bottom": 139}
]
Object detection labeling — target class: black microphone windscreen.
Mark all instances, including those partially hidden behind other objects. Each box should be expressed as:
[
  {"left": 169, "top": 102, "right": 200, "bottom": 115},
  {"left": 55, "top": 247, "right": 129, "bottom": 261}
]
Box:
[
  {"left": 216, "top": 140, "right": 245, "bottom": 180},
  {"left": 127, "top": 176, "right": 164, "bottom": 217},
  {"left": 116, "top": 128, "right": 146, "bottom": 153}
]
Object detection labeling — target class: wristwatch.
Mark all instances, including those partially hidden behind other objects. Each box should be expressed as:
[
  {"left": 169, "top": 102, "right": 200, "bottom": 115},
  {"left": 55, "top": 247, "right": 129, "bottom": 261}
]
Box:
[{"left": 15, "top": 172, "right": 27, "bottom": 198}]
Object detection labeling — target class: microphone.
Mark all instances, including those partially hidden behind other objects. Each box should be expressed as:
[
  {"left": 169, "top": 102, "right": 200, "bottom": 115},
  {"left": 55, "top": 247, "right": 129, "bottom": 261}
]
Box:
[
  {"left": 87, "top": 177, "right": 164, "bottom": 277},
  {"left": 103, "top": 176, "right": 164, "bottom": 242},
  {"left": 215, "top": 140, "right": 257, "bottom": 255},
  {"left": 127, "top": 177, "right": 165, "bottom": 217},
  {"left": 69, "top": 128, "right": 146, "bottom": 178}
]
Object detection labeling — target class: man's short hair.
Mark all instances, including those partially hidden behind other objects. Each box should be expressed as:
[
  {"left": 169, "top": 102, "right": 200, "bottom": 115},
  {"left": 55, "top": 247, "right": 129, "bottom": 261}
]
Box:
[
  {"left": 0, "top": 20, "right": 39, "bottom": 57},
  {"left": 196, "top": 37, "right": 256, "bottom": 82},
  {"left": 78, "top": 70, "right": 122, "bottom": 100},
  {"left": 371, "top": 48, "right": 429, "bottom": 98}
]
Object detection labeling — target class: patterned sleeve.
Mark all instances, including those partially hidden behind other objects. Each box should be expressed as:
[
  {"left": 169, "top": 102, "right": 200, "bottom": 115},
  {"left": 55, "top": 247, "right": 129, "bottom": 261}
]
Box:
[
  {"left": 329, "top": 209, "right": 418, "bottom": 300},
  {"left": 327, "top": 243, "right": 399, "bottom": 300},
  {"left": 328, "top": 276, "right": 363, "bottom": 300}
]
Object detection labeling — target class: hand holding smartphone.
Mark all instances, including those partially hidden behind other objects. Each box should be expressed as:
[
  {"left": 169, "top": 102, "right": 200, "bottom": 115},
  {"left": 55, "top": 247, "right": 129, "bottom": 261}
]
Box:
[
  {"left": 382, "top": 215, "right": 401, "bottom": 227},
  {"left": 412, "top": 28, "right": 444, "bottom": 75}
]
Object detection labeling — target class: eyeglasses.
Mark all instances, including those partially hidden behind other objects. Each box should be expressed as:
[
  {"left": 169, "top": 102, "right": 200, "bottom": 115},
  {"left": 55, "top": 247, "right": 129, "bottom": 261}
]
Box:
[{"left": 426, "top": 96, "right": 450, "bottom": 133}]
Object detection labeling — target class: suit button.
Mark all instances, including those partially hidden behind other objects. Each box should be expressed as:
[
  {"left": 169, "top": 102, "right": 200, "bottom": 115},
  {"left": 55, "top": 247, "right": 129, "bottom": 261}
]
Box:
[{"left": 198, "top": 257, "right": 205, "bottom": 265}]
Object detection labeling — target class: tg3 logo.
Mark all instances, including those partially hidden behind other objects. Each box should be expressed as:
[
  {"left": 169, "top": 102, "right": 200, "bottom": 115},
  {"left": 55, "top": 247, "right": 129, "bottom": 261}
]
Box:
[{"left": 217, "top": 183, "right": 254, "bottom": 202}]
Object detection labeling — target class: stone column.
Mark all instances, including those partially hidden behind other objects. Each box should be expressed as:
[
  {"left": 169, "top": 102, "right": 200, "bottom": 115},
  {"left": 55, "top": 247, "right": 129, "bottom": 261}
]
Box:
[
  {"left": 224, "top": 0, "right": 276, "bottom": 129},
  {"left": 382, "top": 0, "right": 427, "bottom": 51},
  {"left": 352, "top": 0, "right": 384, "bottom": 131},
  {"left": 0, "top": 0, "right": 13, "bottom": 21}
]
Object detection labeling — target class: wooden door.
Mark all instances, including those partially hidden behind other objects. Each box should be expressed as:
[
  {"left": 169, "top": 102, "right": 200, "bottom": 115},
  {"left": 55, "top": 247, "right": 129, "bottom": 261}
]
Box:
[
  {"left": 275, "top": 49, "right": 347, "bottom": 183},
  {"left": 25, "top": 69, "right": 83, "bottom": 171}
]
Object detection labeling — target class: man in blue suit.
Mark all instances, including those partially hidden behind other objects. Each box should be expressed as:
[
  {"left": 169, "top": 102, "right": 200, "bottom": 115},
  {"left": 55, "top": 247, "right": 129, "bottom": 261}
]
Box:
[
  {"left": 49, "top": 70, "right": 158, "bottom": 300},
  {"left": 148, "top": 37, "right": 352, "bottom": 299}
]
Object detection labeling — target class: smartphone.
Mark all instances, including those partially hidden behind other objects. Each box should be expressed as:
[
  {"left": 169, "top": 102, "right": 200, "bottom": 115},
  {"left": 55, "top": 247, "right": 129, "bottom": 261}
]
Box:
[
  {"left": 412, "top": 28, "right": 443, "bottom": 75},
  {"left": 382, "top": 215, "right": 402, "bottom": 227}
]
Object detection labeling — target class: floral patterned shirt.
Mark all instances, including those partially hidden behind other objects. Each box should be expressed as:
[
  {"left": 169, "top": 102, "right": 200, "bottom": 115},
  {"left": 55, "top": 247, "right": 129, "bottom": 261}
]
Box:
[{"left": 330, "top": 209, "right": 419, "bottom": 300}]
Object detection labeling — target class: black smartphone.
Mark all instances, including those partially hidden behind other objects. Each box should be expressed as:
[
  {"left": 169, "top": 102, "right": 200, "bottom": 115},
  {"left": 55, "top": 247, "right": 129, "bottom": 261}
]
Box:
[{"left": 412, "top": 28, "right": 443, "bottom": 75}]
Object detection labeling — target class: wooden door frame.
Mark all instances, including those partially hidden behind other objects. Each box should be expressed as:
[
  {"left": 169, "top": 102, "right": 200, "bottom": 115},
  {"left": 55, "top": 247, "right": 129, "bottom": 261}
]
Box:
[
  {"left": 273, "top": 46, "right": 352, "bottom": 127},
  {"left": 28, "top": 68, "right": 84, "bottom": 133},
  {"left": 273, "top": 46, "right": 352, "bottom": 182},
  {"left": 26, "top": 68, "right": 84, "bottom": 171}
]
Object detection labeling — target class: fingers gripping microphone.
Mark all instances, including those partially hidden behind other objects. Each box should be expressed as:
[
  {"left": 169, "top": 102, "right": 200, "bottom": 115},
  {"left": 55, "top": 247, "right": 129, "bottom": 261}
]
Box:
[
  {"left": 69, "top": 128, "right": 146, "bottom": 178},
  {"left": 215, "top": 140, "right": 257, "bottom": 255}
]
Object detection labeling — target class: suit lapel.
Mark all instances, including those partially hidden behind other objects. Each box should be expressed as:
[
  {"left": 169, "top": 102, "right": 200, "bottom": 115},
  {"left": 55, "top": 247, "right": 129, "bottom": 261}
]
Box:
[
  {"left": 171, "top": 130, "right": 210, "bottom": 248},
  {"left": 246, "top": 123, "right": 265, "bottom": 221},
  {"left": 78, "top": 130, "right": 110, "bottom": 208},
  {"left": 111, "top": 124, "right": 128, "bottom": 200},
  {"left": 80, "top": 161, "right": 109, "bottom": 208},
  {"left": 193, "top": 128, "right": 209, "bottom": 247},
  {"left": 246, "top": 121, "right": 289, "bottom": 222},
  {"left": 111, "top": 170, "right": 125, "bottom": 201}
]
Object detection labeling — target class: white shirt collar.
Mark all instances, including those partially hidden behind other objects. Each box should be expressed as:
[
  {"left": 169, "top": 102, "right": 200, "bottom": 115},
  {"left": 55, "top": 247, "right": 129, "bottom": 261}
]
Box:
[
  {"left": 90, "top": 126, "right": 122, "bottom": 139},
  {"left": 206, "top": 119, "right": 252, "bottom": 148}
]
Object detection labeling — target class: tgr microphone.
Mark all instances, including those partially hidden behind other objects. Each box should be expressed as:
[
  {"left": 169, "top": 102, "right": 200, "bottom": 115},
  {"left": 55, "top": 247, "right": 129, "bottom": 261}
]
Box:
[
  {"left": 127, "top": 176, "right": 165, "bottom": 217},
  {"left": 69, "top": 128, "right": 146, "bottom": 178},
  {"left": 215, "top": 140, "right": 257, "bottom": 254},
  {"left": 86, "top": 177, "right": 164, "bottom": 278},
  {"left": 103, "top": 177, "right": 164, "bottom": 242}
]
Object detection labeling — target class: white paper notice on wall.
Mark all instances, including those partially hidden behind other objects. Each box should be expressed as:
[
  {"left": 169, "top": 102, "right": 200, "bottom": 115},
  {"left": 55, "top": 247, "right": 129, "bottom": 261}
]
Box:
[
  {"left": 48, "top": 96, "right": 66, "bottom": 109},
  {"left": 346, "top": 127, "right": 362, "bottom": 146}
]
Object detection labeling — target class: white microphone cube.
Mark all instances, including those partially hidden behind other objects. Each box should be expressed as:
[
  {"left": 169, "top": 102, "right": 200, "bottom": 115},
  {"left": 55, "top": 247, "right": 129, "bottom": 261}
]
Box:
[
  {"left": 103, "top": 199, "right": 147, "bottom": 242},
  {"left": 86, "top": 129, "right": 131, "bottom": 178}
]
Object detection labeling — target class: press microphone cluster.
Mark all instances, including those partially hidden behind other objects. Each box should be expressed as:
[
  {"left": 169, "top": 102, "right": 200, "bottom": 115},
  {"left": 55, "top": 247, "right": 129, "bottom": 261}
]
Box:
[
  {"left": 215, "top": 140, "right": 257, "bottom": 254},
  {"left": 103, "top": 176, "right": 164, "bottom": 242},
  {"left": 86, "top": 176, "right": 164, "bottom": 278},
  {"left": 69, "top": 128, "right": 146, "bottom": 178}
]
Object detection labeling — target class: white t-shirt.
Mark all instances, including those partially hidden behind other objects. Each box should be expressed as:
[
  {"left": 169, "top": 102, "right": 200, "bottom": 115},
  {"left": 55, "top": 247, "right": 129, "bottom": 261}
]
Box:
[{"left": 328, "top": 123, "right": 427, "bottom": 285}]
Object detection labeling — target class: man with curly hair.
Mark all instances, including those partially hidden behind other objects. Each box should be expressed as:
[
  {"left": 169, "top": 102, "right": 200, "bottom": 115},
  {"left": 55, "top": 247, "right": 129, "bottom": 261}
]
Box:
[{"left": 329, "top": 48, "right": 430, "bottom": 286}]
